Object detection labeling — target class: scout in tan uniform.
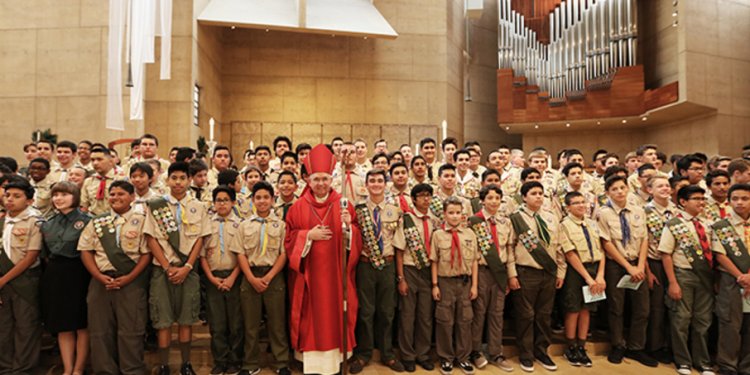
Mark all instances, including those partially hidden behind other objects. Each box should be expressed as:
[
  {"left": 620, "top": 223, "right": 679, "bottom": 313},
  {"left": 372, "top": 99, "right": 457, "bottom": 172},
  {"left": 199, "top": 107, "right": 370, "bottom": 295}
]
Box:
[
  {"left": 129, "top": 162, "right": 158, "bottom": 214},
  {"left": 144, "top": 161, "right": 211, "bottom": 375},
  {"left": 628, "top": 164, "right": 657, "bottom": 208},
  {"left": 233, "top": 182, "right": 290, "bottom": 375},
  {"left": 333, "top": 143, "right": 368, "bottom": 205},
  {"left": 354, "top": 139, "right": 372, "bottom": 178},
  {"left": 467, "top": 185, "right": 514, "bottom": 372},
  {"left": 126, "top": 134, "right": 170, "bottom": 178},
  {"left": 235, "top": 167, "right": 263, "bottom": 219},
  {"left": 430, "top": 196, "right": 479, "bottom": 375},
  {"left": 200, "top": 186, "right": 243, "bottom": 375},
  {"left": 553, "top": 163, "right": 598, "bottom": 220},
  {"left": 485, "top": 148, "right": 521, "bottom": 198},
  {"left": 597, "top": 175, "right": 658, "bottom": 367},
  {"left": 659, "top": 185, "right": 715, "bottom": 375},
  {"left": 27, "top": 158, "right": 54, "bottom": 218},
  {"left": 349, "top": 169, "right": 405, "bottom": 373},
  {"left": 704, "top": 169, "right": 731, "bottom": 223},
  {"left": 188, "top": 159, "right": 214, "bottom": 210},
  {"left": 628, "top": 144, "right": 659, "bottom": 192},
  {"left": 527, "top": 150, "right": 560, "bottom": 194},
  {"left": 387, "top": 162, "right": 414, "bottom": 213},
  {"left": 207, "top": 146, "right": 233, "bottom": 190},
  {"left": 560, "top": 191, "right": 606, "bottom": 368},
  {"left": 454, "top": 149, "right": 481, "bottom": 200},
  {"left": 642, "top": 175, "right": 677, "bottom": 363},
  {"left": 507, "top": 181, "right": 566, "bottom": 372},
  {"left": 81, "top": 147, "right": 122, "bottom": 216},
  {"left": 418, "top": 138, "right": 439, "bottom": 183},
  {"left": 712, "top": 184, "right": 750, "bottom": 375},
  {"left": 49, "top": 140, "right": 78, "bottom": 183},
  {"left": 393, "top": 183, "right": 437, "bottom": 372},
  {"left": 78, "top": 181, "right": 151, "bottom": 375},
  {"left": 430, "top": 164, "right": 473, "bottom": 223},
  {"left": 0, "top": 180, "right": 43, "bottom": 375},
  {"left": 407, "top": 156, "right": 435, "bottom": 191},
  {"left": 274, "top": 171, "right": 298, "bottom": 221}
]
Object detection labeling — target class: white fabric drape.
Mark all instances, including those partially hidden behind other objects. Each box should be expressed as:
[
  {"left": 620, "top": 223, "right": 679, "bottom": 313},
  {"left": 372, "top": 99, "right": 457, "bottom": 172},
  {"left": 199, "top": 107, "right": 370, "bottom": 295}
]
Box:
[
  {"left": 105, "top": 0, "right": 126, "bottom": 131},
  {"left": 159, "top": 0, "right": 172, "bottom": 79}
]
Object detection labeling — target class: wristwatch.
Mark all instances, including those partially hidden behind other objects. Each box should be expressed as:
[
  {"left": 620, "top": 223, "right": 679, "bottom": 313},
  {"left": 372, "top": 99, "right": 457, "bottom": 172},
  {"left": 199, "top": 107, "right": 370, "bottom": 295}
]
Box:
[{"left": 396, "top": 275, "right": 404, "bottom": 282}]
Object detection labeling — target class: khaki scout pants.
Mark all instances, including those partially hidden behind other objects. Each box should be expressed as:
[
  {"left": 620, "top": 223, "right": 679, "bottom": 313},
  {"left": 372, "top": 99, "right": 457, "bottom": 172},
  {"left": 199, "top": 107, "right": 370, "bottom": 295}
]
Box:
[
  {"left": 472, "top": 266, "right": 507, "bottom": 357},
  {"left": 668, "top": 269, "right": 713, "bottom": 368},
  {"left": 435, "top": 276, "right": 473, "bottom": 362},
  {"left": 0, "top": 272, "right": 41, "bottom": 375},
  {"left": 204, "top": 270, "right": 243, "bottom": 368},
  {"left": 398, "top": 265, "right": 433, "bottom": 362},
  {"left": 512, "top": 266, "right": 555, "bottom": 361},
  {"left": 605, "top": 261, "right": 649, "bottom": 350},
  {"left": 716, "top": 272, "right": 750, "bottom": 374},
  {"left": 354, "top": 260, "right": 397, "bottom": 363},
  {"left": 647, "top": 258, "right": 671, "bottom": 353},
  {"left": 240, "top": 267, "right": 288, "bottom": 371},
  {"left": 87, "top": 278, "right": 148, "bottom": 375}
]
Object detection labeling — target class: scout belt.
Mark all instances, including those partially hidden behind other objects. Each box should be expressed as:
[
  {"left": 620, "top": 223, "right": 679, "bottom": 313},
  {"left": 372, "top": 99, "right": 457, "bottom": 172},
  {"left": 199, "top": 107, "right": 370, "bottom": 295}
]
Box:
[
  {"left": 665, "top": 218, "right": 713, "bottom": 290},
  {"left": 468, "top": 215, "right": 508, "bottom": 290},
  {"left": 509, "top": 212, "right": 557, "bottom": 277},
  {"left": 712, "top": 218, "right": 750, "bottom": 273}
]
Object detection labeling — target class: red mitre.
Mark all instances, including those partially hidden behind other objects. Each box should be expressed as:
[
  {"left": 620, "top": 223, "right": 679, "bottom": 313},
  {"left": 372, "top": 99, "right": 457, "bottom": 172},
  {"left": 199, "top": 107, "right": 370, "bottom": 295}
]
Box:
[{"left": 303, "top": 144, "right": 336, "bottom": 175}]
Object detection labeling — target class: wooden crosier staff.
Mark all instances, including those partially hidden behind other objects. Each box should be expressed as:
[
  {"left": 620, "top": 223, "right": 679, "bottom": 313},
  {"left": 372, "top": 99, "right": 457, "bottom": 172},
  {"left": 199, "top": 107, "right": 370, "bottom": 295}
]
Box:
[{"left": 339, "top": 147, "right": 350, "bottom": 375}]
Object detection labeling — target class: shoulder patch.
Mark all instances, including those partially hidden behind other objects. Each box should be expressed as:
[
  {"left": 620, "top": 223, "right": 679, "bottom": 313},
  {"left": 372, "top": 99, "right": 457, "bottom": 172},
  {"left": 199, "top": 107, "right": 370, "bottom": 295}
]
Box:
[{"left": 74, "top": 220, "right": 85, "bottom": 230}]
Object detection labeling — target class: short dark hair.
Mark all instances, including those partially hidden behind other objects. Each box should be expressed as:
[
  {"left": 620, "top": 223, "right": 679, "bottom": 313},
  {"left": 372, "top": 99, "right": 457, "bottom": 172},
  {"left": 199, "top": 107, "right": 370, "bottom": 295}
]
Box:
[
  {"left": 605, "top": 175, "right": 628, "bottom": 191},
  {"left": 0, "top": 157, "right": 18, "bottom": 173},
  {"left": 420, "top": 137, "right": 436, "bottom": 149},
  {"left": 728, "top": 183, "right": 750, "bottom": 199},
  {"left": 129, "top": 162, "right": 154, "bottom": 179},
  {"left": 676, "top": 154, "right": 704, "bottom": 175},
  {"left": 443, "top": 196, "right": 463, "bottom": 212},
  {"left": 453, "top": 148, "right": 471, "bottom": 161},
  {"left": 252, "top": 181, "right": 275, "bottom": 197},
  {"left": 365, "top": 169, "right": 387, "bottom": 182},
  {"left": 141, "top": 133, "right": 159, "bottom": 146},
  {"left": 438, "top": 163, "right": 456, "bottom": 177},
  {"left": 670, "top": 153, "right": 684, "bottom": 164},
  {"left": 593, "top": 149, "right": 608, "bottom": 162},
  {"left": 410, "top": 183, "right": 433, "bottom": 200},
  {"left": 273, "top": 136, "right": 292, "bottom": 151},
  {"left": 479, "top": 185, "right": 503, "bottom": 201},
  {"left": 374, "top": 138, "right": 386, "bottom": 147},
  {"left": 656, "top": 151, "right": 668, "bottom": 164},
  {"left": 441, "top": 137, "right": 458, "bottom": 150},
  {"left": 212, "top": 185, "right": 236, "bottom": 202},
  {"left": 109, "top": 180, "right": 135, "bottom": 195},
  {"left": 520, "top": 181, "right": 544, "bottom": 197},
  {"left": 130, "top": 138, "right": 141, "bottom": 148},
  {"left": 705, "top": 169, "right": 730, "bottom": 186},
  {"left": 603, "top": 165, "right": 628, "bottom": 181},
  {"left": 295, "top": 143, "right": 312, "bottom": 154},
  {"left": 564, "top": 149, "right": 583, "bottom": 159},
  {"left": 5, "top": 179, "right": 35, "bottom": 199},
  {"left": 243, "top": 166, "right": 264, "bottom": 180},
  {"left": 213, "top": 145, "right": 231, "bottom": 158},
  {"left": 280, "top": 151, "right": 298, "bottom": 164},
  {"left": 562, "top": 162, "right": 584, "bottom": 177},
  {"left": 254, "top": 145, "right": 271, "bottom": 155},
  {"left": 637, "top": 163, "right": 656, "bottom": 176},
  {"left": 410, "top": 155, "right": 426, "bottom": 168},
  {"left": 564, "top": 191, "right": 585, "bottom": 206},
  {"left": 30, "top": 157, "right": 50, "bottom": 170},
  {"left": 90, "top": 147, "right": 110, "bottom": 157},
  {"left": 188, "top": 159, "right": 208, "bottom": 175},
  {"left": 389, "top": 162, "right": 408, "bottom": 175},
  {"left": 669, "top": 175, "right": 689, "bottom": 189},
  {"left": 677, "top": 184, "right": 705, "bottom": 203},
  {"left": 728, "top": 159, "right": 750, "bottom": 175},
  {"left": 277, "top": 170, "right": 298, "bottom": 184},
  {"left": 481, "top": 168, "right": 501, "bottom": 182},
  {"left": 175, "top": 147, "right": 196, "bottom": 162},
  {"left": 370, "top": 152, "right": 389, "bottom": 165},
  {"left": 520, "top": 167, "right": 540, "bottom": 181},
  {"left": 218, "top": 169, "right": 240, "bottom": 186},
  {"left": 78, "top": 140, "right": 93, "bottom": 148},
  {"left": 168, "top": 161, "right": 191, "bottom": 177},
  {"left": 57, "top": 140, "right": 77, "bottom": 153},
  {"left": 636, "top": 144, "right": 658, "bottom": 156},
  {"left": 36, "top": 140, "right": 55, "bottom": 149},
  {"left": 330, "top": 137, "right": 343, "bottom": 144}
]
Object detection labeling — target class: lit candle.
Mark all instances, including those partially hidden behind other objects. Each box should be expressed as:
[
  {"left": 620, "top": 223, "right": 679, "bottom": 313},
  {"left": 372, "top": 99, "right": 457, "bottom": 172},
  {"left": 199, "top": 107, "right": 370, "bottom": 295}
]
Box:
[
  {"left": 415, "top": 143, "right": 419, "bottom": 156},
  {"left": 209, "top": 117, "right": 215, "bottom": 141},
  {"left": 441, "top": 120, "right": 447, "bottom": 140},
  {"left": 249, "top": 140, "right": 254, "bottom": 150}
]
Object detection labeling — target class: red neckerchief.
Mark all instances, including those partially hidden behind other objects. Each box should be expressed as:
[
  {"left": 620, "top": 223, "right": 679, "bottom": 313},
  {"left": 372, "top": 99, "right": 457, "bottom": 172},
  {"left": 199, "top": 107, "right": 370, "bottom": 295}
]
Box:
[
  {"left": 477, "top": 210, "right": 500, "bottom": 252},
  {"left": 442, "top": 223, "right": 462, "bottom": 269}
]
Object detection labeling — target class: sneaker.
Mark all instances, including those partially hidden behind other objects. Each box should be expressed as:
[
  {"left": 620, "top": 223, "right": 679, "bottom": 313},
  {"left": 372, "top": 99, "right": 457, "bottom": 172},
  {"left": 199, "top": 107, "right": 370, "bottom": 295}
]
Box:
[
  {"left": 157, "top": 365, "right": 170, "bottom": 375},
  {"left": 384, "top": 359, "right": 405, "bottom": 372},
  {"left": 210, "top": 365, "right": 226, "bottom": 375},
  {"left": 625, "top": 350, "right": 658, "bottom": 368},
  {"left": 519, "top": 359, "right": 534, "bottom": 373},
  {"left": 564, "top": 345, "right": 581, "bottom": 366},
  {"left": 535, "top": 353, "right": 558, "bottom": 371},
  {"left": 457, "top": 360, "right": 475, "bottom": 375},
  {"left": 180, "top": 362, "right": 197, "bottom": 375},
  {"left": 402, "top": 360, "right": 416, "bottom": 372},
  {"left": 469, "top": 351, "right": 488, "bottom": 369},
  {"left": 417, "top": 358, "right": 435, "bottom": 371},
  {"left": 676, "top": 365, "right": 692, "bottom": 375},
  {"left": 577, "top": 346, "right": 592, "bottom": 367},
  {"left": 700, "top": 367, "right": 716, "bottom": 375},
  {"left": 608, "top": 346, "right": 626, "bottom": 364},
  {"left": 440, "top": 359, "right": 454, "bottom": 375},
  {"left": 489, "top": 355, "right": 514, "bottom": 372},
  {"left": 225, "top": 365, "right": 241, "bottom": 375},
  {"left": 276, "top": 367, "right": 291, "bottom": 375}
]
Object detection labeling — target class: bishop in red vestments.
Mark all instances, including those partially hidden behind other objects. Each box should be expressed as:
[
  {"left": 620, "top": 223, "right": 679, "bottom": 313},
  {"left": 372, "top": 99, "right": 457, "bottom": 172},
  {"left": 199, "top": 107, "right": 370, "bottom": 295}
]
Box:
[{"left": 285, "top": 144, "right": 362, "bottom": 374}]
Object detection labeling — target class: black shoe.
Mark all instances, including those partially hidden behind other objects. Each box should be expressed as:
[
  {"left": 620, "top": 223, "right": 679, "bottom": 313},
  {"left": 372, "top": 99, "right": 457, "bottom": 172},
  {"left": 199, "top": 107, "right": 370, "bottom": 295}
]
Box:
[
  {"left": 403, "top": 360, "right": 416, "bottom": 372},
  {"left": 519, "top": 359, "right": 534, "bottom": 373},
  {"left": 608, "top": 346, "right": 625, "bottom": 364},
  {"left": 384, "top": 359, "right": 405, "bottom": 372},
  {"left": 564, "top": 345, "right": 581, "bottom": 366},
  {"left": 276, "top": 367, "right": 291, "bottom": 375},
  {"left": 577, "top": 346, "right": 592, "bottom": 367},
  {"left": 534, "top": 353, "right": 557, "bottom": 371},
  {"left": 210, "top": 364, "right": 227, "bottom": 375},
  {"left": 349, "top": 358, "right": 366, "bottom": 374},
  {"left": 225, "top": 365, "right": 241, "bottom": 375},
  {"left": 417, "top": 358, "right": 435, "bottom": 371},
  {"left": 652, "top": 348, "right": 673, "bottom": 364},
  {"left": 718, "top": 368, "right": 738, "bottom": 375},
  {"left": 181, "top": 362, "right": 198, "bottom": 375},
  {"left": 457, "top": 360, "right": 474, "bottom": 375},
  {"left": 157, "top": 365, "right": 170, "bottom": 375},
  {"left": 440, "top": 359, "right": 453, "bottom": 375},
  {"left": 625, "top": 350, "right": 658, "bottom": 367}
]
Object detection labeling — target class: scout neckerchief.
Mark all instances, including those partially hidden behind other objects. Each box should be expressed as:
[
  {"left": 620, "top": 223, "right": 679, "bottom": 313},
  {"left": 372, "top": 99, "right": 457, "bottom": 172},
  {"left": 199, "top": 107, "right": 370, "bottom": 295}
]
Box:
[
  {"left": 645, "top": 203, "right": 672, "bottom": 248},
  {"left": 665, "top": 215, "right": 714, "bottom": 290},
  {"left": 608, "top": 201, "right": 631, "bottom": 248},
  {"left": 146, "top": 196, "right": 186, "bottom": 263},
  {"left": 429, "top": 195, "right": 444, "bottom": 222},
  {"left": 705, "top": 198, "right": 729, "bottom": 223},
  {"left": 509, "top": 209, "right": 558, "bottom": 276},
  {"left": 92, "top": 212, "right": 149, "bottom": 288},
  {"left": 712, "top": 218, "right": 750, "bottom": 273},
  {"left": 355, "top": 202, "right": 386, "bottom": 270},
  {"left": 0, "top": 216, "right": 41, "bottom": 305},
  {"left": 441, "top": 223, "right": 463, "bottom": 269},
  {"left": 469, "top": 211, "right": 508, "bottom": 290},
  {"left": 402, "top": 212, "right": 431, "bottom": 269},
  {"left": 252, "top": 215, "right": 270, "bottom": 257}
]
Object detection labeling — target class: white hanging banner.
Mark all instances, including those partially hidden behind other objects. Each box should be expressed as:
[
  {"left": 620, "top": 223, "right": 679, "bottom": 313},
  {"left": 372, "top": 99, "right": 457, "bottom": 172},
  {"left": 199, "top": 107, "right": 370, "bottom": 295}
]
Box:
[
  {"left": 105, "top": 0, "right": 126, "bottom": 131},
  {"left": 160, "top": 0, "right": 172, "bottom": 80},
  {"left": 129, "top": 0, "right": 153, "bottom": 120}
]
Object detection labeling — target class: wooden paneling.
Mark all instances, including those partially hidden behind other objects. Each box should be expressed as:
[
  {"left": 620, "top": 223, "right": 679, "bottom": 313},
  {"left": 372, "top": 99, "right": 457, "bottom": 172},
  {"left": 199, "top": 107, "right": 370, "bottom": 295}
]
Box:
[
  {"left": 511, "top": 0, "right": 563, "bottom": 44},
  {"left": 645, "top": 82, "right": 679, "bottom": 111}
]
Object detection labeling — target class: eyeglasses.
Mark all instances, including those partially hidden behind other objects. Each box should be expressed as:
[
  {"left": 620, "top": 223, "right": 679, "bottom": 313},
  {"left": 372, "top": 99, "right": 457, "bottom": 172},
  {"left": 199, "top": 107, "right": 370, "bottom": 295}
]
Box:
[{"left": 215, "top": 198, "right": 233, "bottom": 204}]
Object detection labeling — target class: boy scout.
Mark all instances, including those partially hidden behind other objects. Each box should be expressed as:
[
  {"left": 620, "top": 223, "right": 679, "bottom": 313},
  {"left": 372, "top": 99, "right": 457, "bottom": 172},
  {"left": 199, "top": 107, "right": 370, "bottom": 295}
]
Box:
[
  {"left": 81, "top": 147, "right": 121, "bottom": 216},
  {"left": 454, "top": 149, "right": 480, "bottom": 200},
  {"left": 350, "top": 169, "right": 405, "bottom": 373},
  {"left": 554, "top": 163, "right": 598, "bottom": 220},
  {"left": 27, "top": 157, "right": 53, "bottom": 217},
  {"left": 188, "top": 159, "right": 214, "bottom": 210},
  {"left": 467, "top": 185, "right": 514, "bottom": 372},
  {"left": 333, "top": 142, "right": 368, "bottom": 205},
  {"left": 629, "top": 164, "right": 657, "bottom": 208},
  {"left": 643, "top": 175, "right": 677, "bottom": 364},
  {"left": 393, "top": 183, "right": 437, "bottom": 372},
  {"left": 388, "top": 162, "right": 414, "bottom": 213},
  {"left": 712, "top": 184, "right": 750, "bottom": 375},
  {"left": 704, "top": 169, "right": 731, "bottom": 223},
  {"left": 560, "top": 191, "right": 606, "bottom": 368},
  {"left": 659, "top": 185, "right": 715, "bottom": 375},
  {"left": 144, "top": 161, "right": 211, "bottom": 375},
  {"left": 430, "top": 165, "right": 473, "bottom": 222},
  {"left": 0, "top": 179, "right": 43, "bottom": 374},
  {"left": 598, "top": 175, "right": 657, "bottom": 367},
  {"left": 233, "top": 182, "right": 290, "bottom": 375},
  {"left": 273, "top": 171, "right": 297, "bottom": 220},
  {"left": 130, "top": 162, "right": 158, "bottom": 214},
  {"left": 201, "top": 186, "right": 243, "bottom": 375},
  {"left": 78, "top": 181, "right": 151, "bottom": 375},
  {"left": 507, "top": 181, "right": 566, "bottom": 372},
  {"left": 430, "top": 196, "right": 479, "bottom": 375}
]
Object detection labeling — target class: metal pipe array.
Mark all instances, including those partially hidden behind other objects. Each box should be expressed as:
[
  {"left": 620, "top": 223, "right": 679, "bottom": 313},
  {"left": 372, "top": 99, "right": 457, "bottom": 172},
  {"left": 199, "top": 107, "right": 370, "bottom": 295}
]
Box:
[{"left": 498, "top": 0, "right": 637, "bottom": 99}]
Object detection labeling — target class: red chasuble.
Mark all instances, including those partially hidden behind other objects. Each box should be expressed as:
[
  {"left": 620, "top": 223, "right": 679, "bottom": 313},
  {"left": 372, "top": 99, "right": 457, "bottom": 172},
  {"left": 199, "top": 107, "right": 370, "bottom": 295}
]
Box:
[{"left": 285, "top": 187, "right": 362, "bottom": 354}]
